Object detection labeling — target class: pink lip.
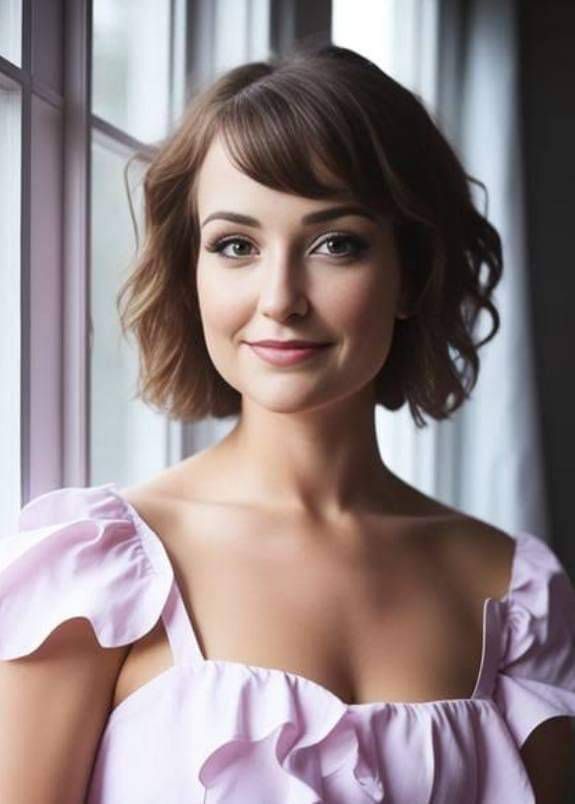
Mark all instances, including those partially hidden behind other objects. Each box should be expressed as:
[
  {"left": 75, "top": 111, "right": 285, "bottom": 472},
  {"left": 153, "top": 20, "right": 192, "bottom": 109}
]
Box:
[{"left": 247, "top": 343, "right": 332, "bottom": 366}]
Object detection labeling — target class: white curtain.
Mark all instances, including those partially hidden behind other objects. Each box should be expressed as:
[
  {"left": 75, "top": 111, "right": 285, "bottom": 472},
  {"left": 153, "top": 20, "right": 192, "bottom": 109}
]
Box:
[{"left": 333, "top": 0, "right": 549, "bottom": 540}]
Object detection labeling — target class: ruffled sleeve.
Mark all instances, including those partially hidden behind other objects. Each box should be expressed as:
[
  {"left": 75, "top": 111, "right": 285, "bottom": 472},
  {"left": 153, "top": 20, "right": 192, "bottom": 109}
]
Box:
[
  {"left": 0, "top": 482, "right": 173, "bottom": 660},
  {"left": 494, "top": 531, "right": 575, "bottom": 749}
]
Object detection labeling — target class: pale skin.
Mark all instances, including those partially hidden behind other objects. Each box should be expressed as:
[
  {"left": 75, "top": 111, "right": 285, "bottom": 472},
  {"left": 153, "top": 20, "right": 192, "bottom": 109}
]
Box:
[{"left": 114, "top": 135, "right": 573, "bottom": 801}]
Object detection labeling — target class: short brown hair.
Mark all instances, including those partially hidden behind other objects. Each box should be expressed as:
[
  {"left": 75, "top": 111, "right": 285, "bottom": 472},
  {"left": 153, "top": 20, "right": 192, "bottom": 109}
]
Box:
[{"left": 117, "top": 44, "right": 503, "bottom": 427}]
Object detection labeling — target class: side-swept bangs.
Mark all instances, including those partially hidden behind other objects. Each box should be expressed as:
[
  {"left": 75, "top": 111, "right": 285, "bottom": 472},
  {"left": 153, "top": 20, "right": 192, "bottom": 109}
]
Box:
[{"left": 117, "top": 44, "right": 502, "bottom": 426}]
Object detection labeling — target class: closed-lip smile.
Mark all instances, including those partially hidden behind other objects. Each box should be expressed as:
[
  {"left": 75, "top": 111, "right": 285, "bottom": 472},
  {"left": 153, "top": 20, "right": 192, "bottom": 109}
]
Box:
[
  {"left": 245, "top": 339, "right": 333, "bottom": 367},
  {"left": 247, "top": 339, "right": 331, "bottom": 349}
]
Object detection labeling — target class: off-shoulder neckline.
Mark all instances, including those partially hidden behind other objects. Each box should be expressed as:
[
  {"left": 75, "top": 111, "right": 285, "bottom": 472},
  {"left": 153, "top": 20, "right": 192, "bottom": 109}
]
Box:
[{"left": 100, "top": 480, "right": 534, "bottom": 719}]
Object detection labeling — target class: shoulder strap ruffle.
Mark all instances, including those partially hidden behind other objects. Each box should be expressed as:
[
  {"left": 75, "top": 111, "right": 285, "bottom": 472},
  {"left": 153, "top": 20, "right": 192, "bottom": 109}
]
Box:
[
  {"left": 0, "top": 483, "right": 173, "bottom": 660},
  {"left": 494, "top": 531, "right": 575, "bottom": 748}
]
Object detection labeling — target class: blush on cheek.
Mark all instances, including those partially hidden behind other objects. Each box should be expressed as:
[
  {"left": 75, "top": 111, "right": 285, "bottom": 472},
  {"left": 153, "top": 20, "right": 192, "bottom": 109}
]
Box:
[{"left": 197, "top": 281, "right": 241, "bottom": 332}]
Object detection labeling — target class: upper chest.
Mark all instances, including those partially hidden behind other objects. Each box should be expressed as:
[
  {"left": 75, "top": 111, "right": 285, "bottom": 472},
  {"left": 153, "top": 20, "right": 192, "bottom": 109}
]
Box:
[{"left": 112, "top": 490, "right": 514, "bottom": 709}]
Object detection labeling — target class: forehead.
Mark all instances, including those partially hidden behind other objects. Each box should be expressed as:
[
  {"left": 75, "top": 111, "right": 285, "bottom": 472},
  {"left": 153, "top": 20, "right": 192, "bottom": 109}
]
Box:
[
  {"left": 195, "top": 134, "right": 354, "bottom": 217},
  {"left": 196, "top": 136, "right": 246, "bottom": 198}
]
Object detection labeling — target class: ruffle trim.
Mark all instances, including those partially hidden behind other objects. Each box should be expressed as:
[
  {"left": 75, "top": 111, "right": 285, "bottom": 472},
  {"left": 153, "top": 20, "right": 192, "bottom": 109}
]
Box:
[
  {"left": 190, "top": 662, "right": 385, "bottom": 803},
  {"left": 3, "top": 488, "right": 575, "bottom": 795},
  {"left": 0, "top": 483, "right": 173, "bottom": 660},
  {"left": 198, "top": 714, "right": 384, "bottom": 803},
  {"left": 494, "top": 531, "right": 575, "bottom": 747},
  {"left": 192, "top": 532, "right": 575, "bottom": 794}
]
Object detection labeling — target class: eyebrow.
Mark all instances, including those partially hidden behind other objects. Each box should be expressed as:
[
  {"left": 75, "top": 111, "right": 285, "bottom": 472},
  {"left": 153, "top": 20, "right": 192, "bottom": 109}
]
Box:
[{"left": 200, "top": 204, "right": 380, "bottom": 229}]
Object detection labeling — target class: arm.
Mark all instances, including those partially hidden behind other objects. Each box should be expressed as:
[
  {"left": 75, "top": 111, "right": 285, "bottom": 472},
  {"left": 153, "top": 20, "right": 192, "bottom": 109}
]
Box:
[
  {"left": 0, "top": 618, "right": 129, "bottom": 804},
  {"left": 520, "top": 716, "right": 575, "bottom": 804}
]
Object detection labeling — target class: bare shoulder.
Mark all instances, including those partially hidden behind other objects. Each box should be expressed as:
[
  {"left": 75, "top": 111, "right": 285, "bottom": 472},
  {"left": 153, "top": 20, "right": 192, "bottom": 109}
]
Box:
[
  {"left": 117, "top": 449, "right": 221, "bottom": 509},
  {"left": 116, "top": 480, "right": 165, "bottom": 512},
  {"left": 115, "top": 480, "right": 182, "bottom": 548},
  {"left": 114, "top": 457, "right": 221, "bottom": 553},
  {"left": 118, "top": 459, "right": 518, "bottom": 608},
  {"left": 382, "top": 471, "right": 517, "bottom": 603},
  {"left": 438, "top": 514, "right": 518, "bottom": 603},
  {"left": 116, "top": 460, "right": 198, "bottom": 511}
]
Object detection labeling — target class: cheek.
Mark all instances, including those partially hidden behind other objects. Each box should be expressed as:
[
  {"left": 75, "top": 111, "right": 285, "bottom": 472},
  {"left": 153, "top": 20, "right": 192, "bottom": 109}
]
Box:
[
  {"left": 196, "top": 265, "right": 246, "bottom": 339},
  {"left": 323, "top": 271, "right": 398, "bottom": 343},
  {"left": 195, "top": 268, "right": 250, "bottom": 391}
]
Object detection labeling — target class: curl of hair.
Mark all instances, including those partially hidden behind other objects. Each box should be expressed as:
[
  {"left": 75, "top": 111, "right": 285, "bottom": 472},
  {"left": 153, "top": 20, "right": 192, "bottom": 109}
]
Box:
[{"left": 117, "top": 43, "right": 503, "bottom": 428}]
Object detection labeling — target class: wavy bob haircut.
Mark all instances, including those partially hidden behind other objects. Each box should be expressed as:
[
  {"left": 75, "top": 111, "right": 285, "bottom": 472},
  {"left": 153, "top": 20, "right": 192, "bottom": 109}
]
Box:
[{"left": 117, "top": 44, "right": 503, "bottom": 428}]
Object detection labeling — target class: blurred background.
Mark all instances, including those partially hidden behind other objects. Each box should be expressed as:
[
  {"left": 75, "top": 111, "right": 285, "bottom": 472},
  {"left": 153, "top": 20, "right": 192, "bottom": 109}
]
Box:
[{"left": 1, "top": 0, "right": 574, "bottom": 585}]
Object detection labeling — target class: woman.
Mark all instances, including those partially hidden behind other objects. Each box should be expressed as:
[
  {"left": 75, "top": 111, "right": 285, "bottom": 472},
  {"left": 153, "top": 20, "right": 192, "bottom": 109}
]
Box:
[{"left": 1, "top": 44, "right": 574, "bottom": 803}]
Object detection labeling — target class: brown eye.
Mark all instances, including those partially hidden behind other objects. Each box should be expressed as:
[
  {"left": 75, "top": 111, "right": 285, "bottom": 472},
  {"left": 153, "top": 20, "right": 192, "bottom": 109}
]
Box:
[{"left": 313, "top": 234, "right": 368, "bottom": 258}]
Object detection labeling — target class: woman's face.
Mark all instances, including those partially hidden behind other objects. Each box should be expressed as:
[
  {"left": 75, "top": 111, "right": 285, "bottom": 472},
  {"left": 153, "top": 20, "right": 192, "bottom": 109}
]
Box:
[{"left": 195, "top": 135, "right": 406, "bottom": 414}]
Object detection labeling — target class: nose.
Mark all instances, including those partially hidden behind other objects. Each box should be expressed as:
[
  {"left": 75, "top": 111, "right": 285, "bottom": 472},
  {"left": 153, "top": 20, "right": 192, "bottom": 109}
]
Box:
[{"left": 257, "top": 251, "right": 309, "bottom": 320}]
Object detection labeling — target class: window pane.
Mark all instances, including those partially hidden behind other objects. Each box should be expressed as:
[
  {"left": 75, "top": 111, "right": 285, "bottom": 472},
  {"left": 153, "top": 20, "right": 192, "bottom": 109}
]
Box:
[
  {"left": 0, "top": 0, "right": 22, "bottom": 66},
  {"left": 90, "top": 137, "right": 169, "bottom": 487},
  {"left": 92, "top": 0, "right": 171, "bottom": 143},
  {"left": 0, "top": 78, "right": 21, "bottom": 533}
]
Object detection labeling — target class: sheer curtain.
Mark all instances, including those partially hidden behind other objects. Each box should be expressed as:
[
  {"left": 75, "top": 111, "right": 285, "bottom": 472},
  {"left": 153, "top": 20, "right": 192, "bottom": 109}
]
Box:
[{"left": 333, "top": 0, "right": 549, "bottom": 539}]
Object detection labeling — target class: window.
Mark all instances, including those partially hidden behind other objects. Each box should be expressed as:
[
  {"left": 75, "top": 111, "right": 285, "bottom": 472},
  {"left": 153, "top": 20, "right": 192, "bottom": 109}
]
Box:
[
  {"left": 1, "top": 0, "right": 273, "bottom": 520},
  {"left": 0, "top": 0, "right": 22, "bottom": 66},
  {"left": 89, "top": 0, "right": 178, "bottom": 487},
  {"left": 89, "top": 0, "right": 272, "bottom": 486},
  {"left": 0, "top": 74, "right": 22, "bottom": 531},
  {"left": 92, "top": 0, "right": 172, "bottom": 143}
]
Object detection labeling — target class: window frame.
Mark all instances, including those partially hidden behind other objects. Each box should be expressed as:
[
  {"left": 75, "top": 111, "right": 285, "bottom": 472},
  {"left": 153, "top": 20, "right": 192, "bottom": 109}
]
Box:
[
  {"left": 3, "top": 0, "right": 283, "bottom": 506},
  {"left": 0, "top": 0, "right": 187, "bottom": 505}
]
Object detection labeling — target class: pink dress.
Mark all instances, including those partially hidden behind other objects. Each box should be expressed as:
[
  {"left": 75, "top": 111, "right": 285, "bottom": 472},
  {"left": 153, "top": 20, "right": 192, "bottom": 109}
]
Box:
[{"left": 1, "top": 482, "right": 575, "bottom": 803}]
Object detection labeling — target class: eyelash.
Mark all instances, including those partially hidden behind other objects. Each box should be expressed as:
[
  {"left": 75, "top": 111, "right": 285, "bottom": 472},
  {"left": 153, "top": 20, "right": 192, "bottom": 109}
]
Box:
[{"left": 204, "top": 232, "right": 370, "bottom": 262}]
